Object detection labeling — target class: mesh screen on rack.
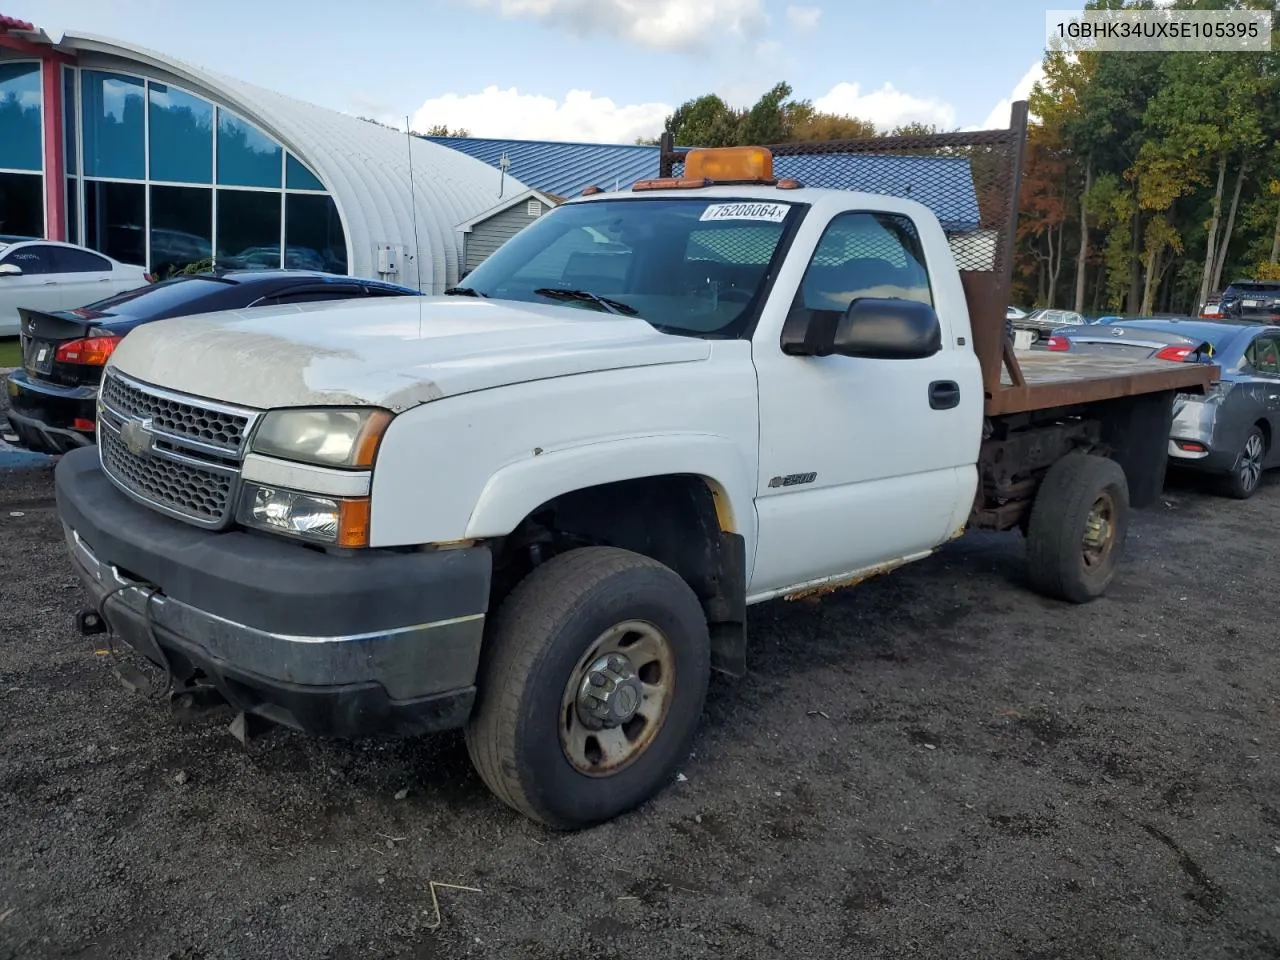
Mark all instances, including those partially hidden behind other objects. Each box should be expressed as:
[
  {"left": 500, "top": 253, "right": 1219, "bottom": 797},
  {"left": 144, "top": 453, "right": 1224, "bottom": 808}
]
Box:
[{"left": 661, "top": 128, "right": 1019, "bottom": 276}]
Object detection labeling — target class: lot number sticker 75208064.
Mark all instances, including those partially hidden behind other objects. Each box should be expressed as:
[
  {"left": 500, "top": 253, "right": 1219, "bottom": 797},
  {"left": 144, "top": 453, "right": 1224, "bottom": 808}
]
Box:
[{"left": 699, "top": 202, "right": 790, "bottom": 223}]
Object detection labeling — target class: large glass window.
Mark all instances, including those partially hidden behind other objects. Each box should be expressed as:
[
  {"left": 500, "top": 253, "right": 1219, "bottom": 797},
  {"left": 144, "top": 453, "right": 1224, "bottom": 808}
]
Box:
[
  {"left": 149, "top": 84, "right": 213, "bottom": 184},
  {"left": 286, "top": 154, "right": 325, "bottom": 191},
  {"left": 217, "top": 189, "right": 281, "bottom": 268},
  {"left": 66, "top": 178, "right": 79, "bottom": 244},
  {"left": 0, "top": 172, "right": 43, "bottom": 238},
  {"left": 67, "top": 70, "right": 347, "bottom": 278},
  {"left": 82, "top": 71, "right": 146, "bottom": 180},
  {"left": 0, "top": 62, "right": 42, "bottom": 172},
  {"left": 85, "top": 180, "right": 146, "bottom": 265},
  {"left": 286, "top": 194, "right": 346, "bottom": 273},
  {"left": 151, "top": 185, "right": 213, "bottom": 278},
  {"left": 217, "top": 110, "right": 281, "bottom": 188},
  {"left": 63, "top": 66, "right": 77, "bottom": 171}
]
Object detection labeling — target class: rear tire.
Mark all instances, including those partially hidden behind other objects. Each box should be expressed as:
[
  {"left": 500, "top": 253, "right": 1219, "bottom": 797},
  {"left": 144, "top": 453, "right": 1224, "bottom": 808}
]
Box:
[
  {"left": 465, "top": 546, "right": 710, "bottom": 830},
  {"left": 1218, "top": 425, "right": 1266, "bottom": 500},
  {"left": 1026, "top": 453, "right": 1130, "bottom": 603}
]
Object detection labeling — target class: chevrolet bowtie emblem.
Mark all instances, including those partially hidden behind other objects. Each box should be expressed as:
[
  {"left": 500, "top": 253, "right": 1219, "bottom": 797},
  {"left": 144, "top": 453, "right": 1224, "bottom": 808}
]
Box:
[{"left": 120, "top": 417, "right": 154, "bottom": 457}]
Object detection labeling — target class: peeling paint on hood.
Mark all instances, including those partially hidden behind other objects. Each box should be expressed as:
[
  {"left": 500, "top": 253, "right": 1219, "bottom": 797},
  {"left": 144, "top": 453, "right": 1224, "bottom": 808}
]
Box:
[{"left": 107, "top": 296, "right": 711, "bottom": 411}]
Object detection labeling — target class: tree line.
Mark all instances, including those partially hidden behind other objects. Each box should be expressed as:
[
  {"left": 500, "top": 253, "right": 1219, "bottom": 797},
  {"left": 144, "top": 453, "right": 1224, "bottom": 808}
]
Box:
[{"left": 1019, "top": 0, "right": 1279, "bottom": 315}]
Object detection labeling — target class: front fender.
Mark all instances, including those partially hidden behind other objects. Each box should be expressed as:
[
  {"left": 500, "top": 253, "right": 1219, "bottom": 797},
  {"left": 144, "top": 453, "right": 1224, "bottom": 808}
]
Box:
[{"left": 464, "top": 433, "right": 757, "bottom": 557}]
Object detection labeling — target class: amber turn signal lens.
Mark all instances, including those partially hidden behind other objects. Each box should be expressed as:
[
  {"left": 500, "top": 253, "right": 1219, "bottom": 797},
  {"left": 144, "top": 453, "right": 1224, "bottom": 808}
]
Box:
[
  {"left": 352, "top": 410, "right": 394, "bottom": 468},
  {"left": 337, "top": 497, "right": 372, "bottom": 548}
]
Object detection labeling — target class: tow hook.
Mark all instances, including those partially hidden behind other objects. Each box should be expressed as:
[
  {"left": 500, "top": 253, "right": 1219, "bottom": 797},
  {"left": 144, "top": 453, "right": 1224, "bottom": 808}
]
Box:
[{"left": 75, "top": 608, "right": 108, "bottom": 636}]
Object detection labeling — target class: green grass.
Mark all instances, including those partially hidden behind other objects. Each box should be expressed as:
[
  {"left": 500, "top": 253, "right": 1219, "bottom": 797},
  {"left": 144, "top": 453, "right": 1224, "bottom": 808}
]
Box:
[{"left": 0, "top": 337, "right": 20, "bottom": 369}]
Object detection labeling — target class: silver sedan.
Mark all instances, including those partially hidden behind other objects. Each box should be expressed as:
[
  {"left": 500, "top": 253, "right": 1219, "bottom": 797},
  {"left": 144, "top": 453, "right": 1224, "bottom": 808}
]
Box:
[{"left": 1047, "top": 317, "right": 1280, "bottom": 499}]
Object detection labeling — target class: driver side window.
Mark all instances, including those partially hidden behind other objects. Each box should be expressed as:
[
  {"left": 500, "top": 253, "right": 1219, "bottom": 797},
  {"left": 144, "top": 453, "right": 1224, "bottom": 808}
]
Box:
[
  {"left": 1, "top": 245, "right": 58, "bottom": 275},
  {"left": 1246, "top": 336, "right": 1280, "bottom": 375},
  {"left": 782, "top": 211, "right": 933, "bottom": 349},
  {"left": 790, "top": 212, "right": 932, "bottom": 314}
]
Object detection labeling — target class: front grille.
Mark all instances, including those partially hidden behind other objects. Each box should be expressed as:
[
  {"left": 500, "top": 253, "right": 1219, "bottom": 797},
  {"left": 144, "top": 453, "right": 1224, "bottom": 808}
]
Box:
[
  {"left": 97, "top": 369, "right": 260, "bottom": 528},
  {"left": 100, "top": 428, "right": 233, "bottom": 522},
  {"left": 101, "top": 371, "right": 250, "bottom": 454}
]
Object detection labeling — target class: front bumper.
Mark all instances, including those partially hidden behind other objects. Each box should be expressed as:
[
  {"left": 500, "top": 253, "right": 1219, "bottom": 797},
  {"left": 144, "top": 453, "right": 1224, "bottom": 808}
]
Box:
[
  {"left": 55, "top": 445, "right": 493, "bottom": 738},
  {"left": 5, "top": 369, "right": 97, "bottom": 454}
]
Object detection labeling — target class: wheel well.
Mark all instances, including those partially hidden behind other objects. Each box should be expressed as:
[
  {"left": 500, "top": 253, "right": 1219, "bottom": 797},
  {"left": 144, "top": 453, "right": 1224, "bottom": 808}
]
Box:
[
  {"left": 1255, "top": 418, "right": 1271, "bottom": 450},
  {"left": 487, "top": 475, "right": 748, "bottom": 676}
]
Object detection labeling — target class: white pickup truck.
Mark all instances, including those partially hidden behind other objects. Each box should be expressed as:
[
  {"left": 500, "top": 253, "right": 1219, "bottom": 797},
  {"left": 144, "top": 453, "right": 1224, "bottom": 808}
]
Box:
[{"left": 53, "top": 107, "right": 1216, "bottom": 829}]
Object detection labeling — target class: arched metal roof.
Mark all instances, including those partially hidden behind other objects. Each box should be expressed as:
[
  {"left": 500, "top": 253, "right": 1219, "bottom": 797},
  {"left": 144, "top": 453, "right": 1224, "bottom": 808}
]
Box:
[{"left": 59, "top": 33, "right": 528, "bottom": 293}]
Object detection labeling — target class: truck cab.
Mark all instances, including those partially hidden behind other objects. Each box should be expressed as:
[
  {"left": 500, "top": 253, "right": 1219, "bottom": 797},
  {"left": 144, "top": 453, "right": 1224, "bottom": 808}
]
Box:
[{"left": 53, "top": 111, "right": 1215, "bottom": 830}]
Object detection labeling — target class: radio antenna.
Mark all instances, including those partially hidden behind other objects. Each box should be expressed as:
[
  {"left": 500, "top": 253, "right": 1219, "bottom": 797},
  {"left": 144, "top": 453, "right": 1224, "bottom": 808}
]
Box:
[{"left": 406, "top": 115, "right": 423, "bottom": 293}]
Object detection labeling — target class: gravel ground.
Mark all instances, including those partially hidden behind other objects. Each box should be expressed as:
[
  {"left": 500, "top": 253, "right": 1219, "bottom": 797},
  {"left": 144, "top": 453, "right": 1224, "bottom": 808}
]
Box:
[{"left": 1, "top": 378, "right": 1278, "bottom": 960}]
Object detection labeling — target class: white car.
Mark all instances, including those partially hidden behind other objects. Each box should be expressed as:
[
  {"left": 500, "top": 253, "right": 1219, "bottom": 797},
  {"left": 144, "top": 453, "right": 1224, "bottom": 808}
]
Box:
[{"left": 0, "top": 239, "right": 150, "bottom": 336}]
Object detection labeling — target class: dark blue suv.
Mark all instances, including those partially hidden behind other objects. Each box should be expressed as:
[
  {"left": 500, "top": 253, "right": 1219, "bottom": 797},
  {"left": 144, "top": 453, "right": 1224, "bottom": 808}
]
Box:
[{"left": 5, "top": 269, "right": 420, "bottom": 454}]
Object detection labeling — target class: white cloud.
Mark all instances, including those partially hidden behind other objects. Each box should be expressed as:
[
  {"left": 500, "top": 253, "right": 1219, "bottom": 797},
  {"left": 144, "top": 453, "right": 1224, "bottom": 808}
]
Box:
[
  {"left": 980, "top": 61, "right": 1045, "bottom": 130},
  {"left": 814, "top": 82, "right": 956, "bottom": 131},
  {"left": 466, "top": 0, "right": 767, "bottom": 50},
  {"left": 786, "top": 5, "right": 821, "bottom": 31},
  {"left": 347, "top": 92, "right": 406, "bottom": 131},
  {"left": 410, "top": 86, "right": 672, "bottom": 143}
]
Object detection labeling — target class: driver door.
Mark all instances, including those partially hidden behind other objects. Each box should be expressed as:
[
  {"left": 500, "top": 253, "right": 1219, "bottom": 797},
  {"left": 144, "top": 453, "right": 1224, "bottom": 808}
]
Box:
[
  {"left": 748, "top": 209, "right": 983, "bottom": 598},
  {"left": 0, "top": 244, "right": 64, "bottom": 336}
]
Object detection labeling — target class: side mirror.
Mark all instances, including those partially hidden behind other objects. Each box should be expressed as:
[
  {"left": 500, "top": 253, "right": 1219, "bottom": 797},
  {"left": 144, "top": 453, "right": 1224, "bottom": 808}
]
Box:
[
  {"left": 0, "top": 263, "right": 22, "bottom": 277},
  {"left": 830, "top": 297, "right": 942, "bottom": 359}
]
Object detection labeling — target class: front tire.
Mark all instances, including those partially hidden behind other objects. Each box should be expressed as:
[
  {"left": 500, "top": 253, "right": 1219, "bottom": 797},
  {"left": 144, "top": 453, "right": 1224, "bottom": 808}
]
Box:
[
  {"left": 1026, "top": 453, "right": 1130, "bottom": 603},
  {"left": 465, "top": 547, "right": 711, "bottom": 830},
  {"left": 1219, "top": 425, "right": 1266, "bottom": 500}
]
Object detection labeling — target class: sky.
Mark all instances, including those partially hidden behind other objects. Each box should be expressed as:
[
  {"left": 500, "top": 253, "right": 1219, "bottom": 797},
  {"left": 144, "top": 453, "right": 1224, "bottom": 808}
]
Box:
[{"left": 26, "top": 0, "right": 1050, "bottom": 142}]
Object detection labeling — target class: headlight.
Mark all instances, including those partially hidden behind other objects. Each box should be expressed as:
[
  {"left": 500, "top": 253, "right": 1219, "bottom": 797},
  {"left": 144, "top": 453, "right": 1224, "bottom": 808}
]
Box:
[
  {"left": 250, "top": 407, "right": 393, "bottom": 468},
  {"left": 236, "top": 483, "right": 371, "bottom": 547}
]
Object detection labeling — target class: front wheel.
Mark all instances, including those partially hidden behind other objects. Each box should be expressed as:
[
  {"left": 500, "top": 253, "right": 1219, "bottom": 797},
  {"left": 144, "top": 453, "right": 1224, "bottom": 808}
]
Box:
[
  {"left": 1026, "top": 453, "right": 1130, "bottom": 603},
  {"left": 1219, "top": 425, "right": 1266, "bottom": 500},
  {"left": 465, "top": 547, "right": 711, "bottom": 830}
]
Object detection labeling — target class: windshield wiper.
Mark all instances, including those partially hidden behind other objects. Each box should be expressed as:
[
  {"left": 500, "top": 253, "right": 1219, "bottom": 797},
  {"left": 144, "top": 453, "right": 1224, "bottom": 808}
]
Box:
[
  {"left": 443, "top": 285, "right": 487, "bottom": 297},
  {"left": 533, "top": 287, "right": 638, "bottom": 316}
]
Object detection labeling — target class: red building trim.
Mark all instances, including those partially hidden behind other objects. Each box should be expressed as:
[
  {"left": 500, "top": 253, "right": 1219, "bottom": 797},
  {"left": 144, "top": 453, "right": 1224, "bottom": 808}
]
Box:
[
  {"left": 2, "top": 16, "right": 75, "bottom": 239},
  {"left": 42, "top": 58, "right": 65, "bottom": 240}
]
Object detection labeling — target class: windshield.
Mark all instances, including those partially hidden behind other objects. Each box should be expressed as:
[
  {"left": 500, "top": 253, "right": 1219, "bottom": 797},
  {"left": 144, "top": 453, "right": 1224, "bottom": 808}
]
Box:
[
  {"left": 457, "top": 197, "right": 804, "bottom": 337},
  {"left": 1225, "top": 282, "right": 1280, "bottom": 296}
]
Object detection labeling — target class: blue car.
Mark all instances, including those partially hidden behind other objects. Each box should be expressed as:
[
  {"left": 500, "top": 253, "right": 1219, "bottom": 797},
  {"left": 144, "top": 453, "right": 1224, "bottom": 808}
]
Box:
[{"left": 6, "top": 269, "right": 421, "bottom": 454}]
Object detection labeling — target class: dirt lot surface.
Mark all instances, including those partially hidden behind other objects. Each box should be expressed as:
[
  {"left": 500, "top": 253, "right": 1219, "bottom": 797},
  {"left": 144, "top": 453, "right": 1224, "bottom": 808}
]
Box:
[{"left": 1, "top": 388, "right": 1278, "bottom": 959}]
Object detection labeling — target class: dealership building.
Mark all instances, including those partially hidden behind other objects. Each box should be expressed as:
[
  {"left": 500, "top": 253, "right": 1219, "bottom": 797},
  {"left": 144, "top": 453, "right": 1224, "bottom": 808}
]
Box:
[{"left": 0, "top": 15, "right": 528, "bottom": 292}]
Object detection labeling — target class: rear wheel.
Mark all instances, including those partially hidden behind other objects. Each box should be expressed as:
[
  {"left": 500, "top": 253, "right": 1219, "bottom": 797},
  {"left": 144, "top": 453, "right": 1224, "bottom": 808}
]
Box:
[
  {"left": 1026, "top": 453, "right": 1130, "bottom": 603},
  {"left": 465, "top": 547, "right": 710, "bottom": 830},
  {"left": 1219, "top": 425, "right": 1266, "bottom": 500}
]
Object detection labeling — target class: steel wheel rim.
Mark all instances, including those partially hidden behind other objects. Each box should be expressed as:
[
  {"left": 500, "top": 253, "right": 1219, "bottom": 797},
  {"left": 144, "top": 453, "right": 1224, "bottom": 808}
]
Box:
[
  {"left": 1081, "top": 491, "right": 1117, "bottom": 570},
  {"left": 1239, "top": 434, "right": 1264, "bottom": 491},
  {"left": 559, "top": 620, "right": 676, "bottom": 778}
]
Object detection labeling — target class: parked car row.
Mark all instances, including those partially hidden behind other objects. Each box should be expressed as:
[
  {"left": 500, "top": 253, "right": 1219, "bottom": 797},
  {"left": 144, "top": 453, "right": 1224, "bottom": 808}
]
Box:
[
  {"left": 3, "top": 255, "right": 421, "bottom": 453},
  {"left": 1045, "top": 315, "right": 1280, "bottom": 499}
]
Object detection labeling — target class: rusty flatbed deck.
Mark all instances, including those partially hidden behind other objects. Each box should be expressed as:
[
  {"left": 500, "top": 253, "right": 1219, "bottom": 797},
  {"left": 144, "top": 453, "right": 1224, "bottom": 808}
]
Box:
[{"left": 986, "top": 351, "right": 1219, "bottom": 416}]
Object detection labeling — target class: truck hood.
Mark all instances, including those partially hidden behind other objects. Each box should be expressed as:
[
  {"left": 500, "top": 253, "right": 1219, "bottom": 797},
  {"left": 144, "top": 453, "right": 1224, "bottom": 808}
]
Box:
[{"left": 106, "top": 296, "right": 711, "bottom": 411}]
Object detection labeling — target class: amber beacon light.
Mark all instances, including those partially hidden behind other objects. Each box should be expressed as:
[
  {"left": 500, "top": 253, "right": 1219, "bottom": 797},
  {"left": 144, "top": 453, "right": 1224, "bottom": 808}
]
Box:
[{"left": 684, "top": 146, "right": 775, "bottom": 184}]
